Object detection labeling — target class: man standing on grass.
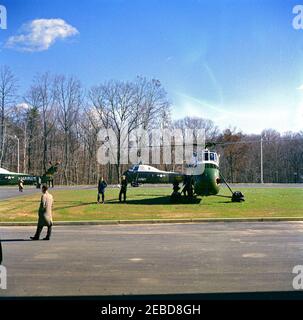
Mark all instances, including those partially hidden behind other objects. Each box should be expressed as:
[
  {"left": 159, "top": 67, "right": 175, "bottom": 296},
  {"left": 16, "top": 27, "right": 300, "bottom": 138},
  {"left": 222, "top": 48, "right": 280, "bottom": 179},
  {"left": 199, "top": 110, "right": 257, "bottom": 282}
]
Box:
[
  {"left": 30, "top": 185, "right": 53, "bottom": 241},
  {"left": 119, "top": 175, "right": 128, "bottom": 203},
  {"left": 97, "top": 177, "right": 107, "bottom": 204}
]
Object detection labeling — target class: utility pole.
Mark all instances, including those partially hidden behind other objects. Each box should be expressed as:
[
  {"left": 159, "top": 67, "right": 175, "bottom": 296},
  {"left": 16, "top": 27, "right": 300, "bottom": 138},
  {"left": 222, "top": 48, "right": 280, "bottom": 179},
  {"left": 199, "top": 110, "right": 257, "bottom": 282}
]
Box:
[{"left": 260, "top": 136, "right": 264, "bottom": 184}]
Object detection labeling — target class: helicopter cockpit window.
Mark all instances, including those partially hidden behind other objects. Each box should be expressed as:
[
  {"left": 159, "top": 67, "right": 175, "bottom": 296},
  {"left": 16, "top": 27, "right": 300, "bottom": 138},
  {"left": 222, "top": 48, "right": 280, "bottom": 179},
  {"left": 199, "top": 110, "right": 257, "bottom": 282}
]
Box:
[
  {"left": 204, "top": 152, "right": 209, "bottom": 161},
  {"left": 210, "top": 153, "right": 215, "bottom": 161},
  {"left": 133, "top": 165, "right": 139, "bottom": 171}
]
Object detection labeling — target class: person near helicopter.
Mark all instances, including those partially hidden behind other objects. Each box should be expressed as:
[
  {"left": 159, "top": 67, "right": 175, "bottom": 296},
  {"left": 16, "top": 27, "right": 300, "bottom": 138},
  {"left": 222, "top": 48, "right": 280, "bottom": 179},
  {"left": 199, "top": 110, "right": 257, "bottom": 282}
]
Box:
[
  {"left": 119, "top": 175, "right": 128, "bottom": 202},
  {"left": 97, "top": 177, "right": 108, "bottom": 204},
  {"left": 182, "top": 175, "right": 194, "bottom": 198},
  {"left": 18, "top": 178, "right": 24, "bottom": 192}
]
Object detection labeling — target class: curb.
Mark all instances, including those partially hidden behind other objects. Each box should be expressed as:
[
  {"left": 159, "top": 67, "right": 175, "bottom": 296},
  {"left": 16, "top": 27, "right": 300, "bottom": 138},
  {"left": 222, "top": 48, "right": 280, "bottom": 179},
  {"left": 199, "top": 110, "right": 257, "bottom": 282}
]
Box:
[{"left": 1, "top": 217, "right": 303, "bottom": 226}]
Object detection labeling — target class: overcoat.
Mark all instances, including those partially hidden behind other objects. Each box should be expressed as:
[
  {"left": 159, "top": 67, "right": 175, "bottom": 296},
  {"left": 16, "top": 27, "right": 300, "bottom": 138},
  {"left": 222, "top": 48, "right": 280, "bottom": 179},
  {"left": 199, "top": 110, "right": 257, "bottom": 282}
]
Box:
[{"left": 38, "top": 191, "right": 53, "bottom": 227}]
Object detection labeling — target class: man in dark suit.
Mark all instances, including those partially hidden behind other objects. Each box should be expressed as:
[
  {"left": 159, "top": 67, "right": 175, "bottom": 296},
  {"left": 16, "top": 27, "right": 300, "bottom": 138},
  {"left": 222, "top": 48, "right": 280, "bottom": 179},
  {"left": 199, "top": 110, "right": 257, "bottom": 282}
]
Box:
[
  {"left": 97, "top": 177, "right": 107, "bottom": 204},
  {"left": 119, "top": 175, "right": 128, "bottom": 203},
  {"left": 0, "top": 239, "right": 2, "bottom": 265}
]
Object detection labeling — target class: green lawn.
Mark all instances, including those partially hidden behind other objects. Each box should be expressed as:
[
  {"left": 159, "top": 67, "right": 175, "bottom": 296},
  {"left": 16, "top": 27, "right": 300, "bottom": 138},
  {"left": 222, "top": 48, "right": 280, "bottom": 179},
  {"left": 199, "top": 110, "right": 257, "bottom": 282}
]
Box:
[{"left": 0, "top": 187, "right": 302, "bottom": 222}]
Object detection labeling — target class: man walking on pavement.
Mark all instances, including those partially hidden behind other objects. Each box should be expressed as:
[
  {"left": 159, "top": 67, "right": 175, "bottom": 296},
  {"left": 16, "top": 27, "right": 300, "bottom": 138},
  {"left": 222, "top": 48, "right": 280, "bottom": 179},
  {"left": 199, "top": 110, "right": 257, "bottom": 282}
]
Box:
[{"left": 30, "top": 185, "right": 53, "bottom": 241}]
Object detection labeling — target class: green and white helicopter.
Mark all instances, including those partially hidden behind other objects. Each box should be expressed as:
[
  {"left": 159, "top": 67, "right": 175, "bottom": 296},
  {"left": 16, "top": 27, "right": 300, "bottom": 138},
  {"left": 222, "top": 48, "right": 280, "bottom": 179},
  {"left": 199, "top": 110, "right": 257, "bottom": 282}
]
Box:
[
  {"left": 0, "top": 162, "right": 60, "bottom": 188},
  {"left": 123, "top": 147, "right": 245, "bottom": 203}
]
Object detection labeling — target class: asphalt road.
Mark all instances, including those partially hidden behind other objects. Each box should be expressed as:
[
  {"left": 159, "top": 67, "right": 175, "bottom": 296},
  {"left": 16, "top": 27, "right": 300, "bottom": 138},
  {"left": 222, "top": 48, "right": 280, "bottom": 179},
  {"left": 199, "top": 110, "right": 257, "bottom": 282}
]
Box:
[
  {"left": 0, "top": 222, "right": 302, "bottom": 297},
  {"left": 0, "top": 185, "right": 96, "bottom": 200},
  {"left": 0, "top": 186, "right": 40, "bottom": 200}
]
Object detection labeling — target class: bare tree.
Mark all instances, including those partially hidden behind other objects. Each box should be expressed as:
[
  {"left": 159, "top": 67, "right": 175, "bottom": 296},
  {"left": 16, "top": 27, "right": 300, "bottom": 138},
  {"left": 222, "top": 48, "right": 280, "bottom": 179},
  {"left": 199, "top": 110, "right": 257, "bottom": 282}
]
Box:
[
  {"left": 25, "top": 73, "right": 56, "bottom": 172},
  {"left": 10, "top": 103, "right": 30, "bottom": 173},
  {"left": 26, "top": 105, "right": 40, "bottom": 173},
  {"left": 89, "top": 78, "right": 169, "bottom": 182},
  {"left": 217, "top": 128, "right": 249, "bottom": 183},
  {"left": 174, "top": 117, "right": 219, "bottom": 142},
  {"left": 2, "top": 65, "right": 303, "bottom": 185},
  {"left": 79, "top": 107, "right": 103, "bottom": 183},
  {"left": 0, "top": 65, "right": 18, "bottom": 167},
  {"left": 54, "top": 75, "right": 82, "bottom": 184},
  {"left": 134, "top": 77, "right": 170, "bottom": 130}
]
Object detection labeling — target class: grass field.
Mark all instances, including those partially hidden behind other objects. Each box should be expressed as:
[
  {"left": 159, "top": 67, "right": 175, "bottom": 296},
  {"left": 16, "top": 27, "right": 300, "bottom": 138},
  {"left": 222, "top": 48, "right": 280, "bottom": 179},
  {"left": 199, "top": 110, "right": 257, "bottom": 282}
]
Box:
[{"left": 0, "top": 187, "right": 302, "bottom": 222}]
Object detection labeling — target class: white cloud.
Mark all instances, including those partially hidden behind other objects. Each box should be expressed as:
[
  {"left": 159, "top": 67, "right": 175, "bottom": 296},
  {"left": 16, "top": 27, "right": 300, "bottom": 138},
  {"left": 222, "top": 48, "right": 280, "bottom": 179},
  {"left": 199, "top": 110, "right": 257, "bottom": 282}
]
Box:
[
  {"left": 5, "top": 18, "right": 79, "bottom": 52},
  {"left": 16, "top": 103, "right": 30, "bottom": 110}
]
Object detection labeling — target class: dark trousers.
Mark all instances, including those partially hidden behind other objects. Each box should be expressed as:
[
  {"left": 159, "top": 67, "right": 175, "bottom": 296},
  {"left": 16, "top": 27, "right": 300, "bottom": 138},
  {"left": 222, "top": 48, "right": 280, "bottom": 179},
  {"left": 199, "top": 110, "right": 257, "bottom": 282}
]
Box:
[
  {"left": 119, "top": 189, "right": 127, "bottom": 202},
  {"left": 47, "top": 180, "right": 54, "bottom": 188},
  {"left": 97, "top": 192, "right": 105, "bottom": 203},
  {"left": 0, "top": 240, "right": 2, "bottom": 265},
  {"left": 34, "top": 224, "right": 52, "bottom": 239}
]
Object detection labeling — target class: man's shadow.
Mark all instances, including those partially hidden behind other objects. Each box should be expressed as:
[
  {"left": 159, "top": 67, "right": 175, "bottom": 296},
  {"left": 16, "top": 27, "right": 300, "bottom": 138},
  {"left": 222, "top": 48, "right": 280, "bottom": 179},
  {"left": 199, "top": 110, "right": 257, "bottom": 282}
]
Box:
[{"left": 0, "top": 239, "right": 32, "bottom": 242}]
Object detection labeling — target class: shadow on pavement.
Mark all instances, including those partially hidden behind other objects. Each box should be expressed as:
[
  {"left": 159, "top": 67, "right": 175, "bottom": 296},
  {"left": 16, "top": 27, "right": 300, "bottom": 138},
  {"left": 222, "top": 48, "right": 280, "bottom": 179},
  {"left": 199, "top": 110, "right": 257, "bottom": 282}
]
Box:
[{"left": 0, "top": 239, "right": 32, "bottom": 242}]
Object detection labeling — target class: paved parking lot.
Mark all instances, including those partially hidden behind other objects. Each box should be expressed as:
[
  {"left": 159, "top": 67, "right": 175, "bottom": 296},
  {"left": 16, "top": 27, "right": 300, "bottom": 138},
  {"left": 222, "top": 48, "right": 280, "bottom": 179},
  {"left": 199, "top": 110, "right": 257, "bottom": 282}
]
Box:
[{"left": 0, "top": 222, "right": 302, "bottom": 296}]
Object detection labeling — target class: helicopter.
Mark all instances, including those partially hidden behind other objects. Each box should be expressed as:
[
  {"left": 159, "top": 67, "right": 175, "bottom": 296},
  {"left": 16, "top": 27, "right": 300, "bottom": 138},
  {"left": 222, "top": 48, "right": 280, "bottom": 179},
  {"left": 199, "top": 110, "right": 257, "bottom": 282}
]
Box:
[
  {"left": 123, "top": 147, "right": 245, "bottom": 203},
  {"left": 0, "top": 161, "right": 60, "bottom": 188}
]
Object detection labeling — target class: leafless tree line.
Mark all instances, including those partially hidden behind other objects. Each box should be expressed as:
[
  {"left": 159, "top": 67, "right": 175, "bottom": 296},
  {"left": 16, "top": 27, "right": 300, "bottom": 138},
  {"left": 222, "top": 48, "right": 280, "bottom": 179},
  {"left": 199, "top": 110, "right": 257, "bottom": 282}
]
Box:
[{"left": 0, "top": 65, "right": 302, "bottom": 184}]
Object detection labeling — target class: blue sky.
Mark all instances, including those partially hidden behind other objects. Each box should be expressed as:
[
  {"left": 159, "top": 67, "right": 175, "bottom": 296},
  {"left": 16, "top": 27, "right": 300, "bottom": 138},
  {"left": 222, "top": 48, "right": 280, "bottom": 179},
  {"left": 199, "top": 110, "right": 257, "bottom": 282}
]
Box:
[{"left": 1, "top": 0, "right": 303, "bottom": 133}]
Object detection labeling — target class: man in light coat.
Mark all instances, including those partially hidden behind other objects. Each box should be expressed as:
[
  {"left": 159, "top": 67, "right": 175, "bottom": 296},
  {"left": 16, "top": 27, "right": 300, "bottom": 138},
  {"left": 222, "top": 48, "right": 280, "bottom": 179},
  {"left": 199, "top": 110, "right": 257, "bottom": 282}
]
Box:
[{"left": 30, "top": 185, "right": 53, "bottom": 241}]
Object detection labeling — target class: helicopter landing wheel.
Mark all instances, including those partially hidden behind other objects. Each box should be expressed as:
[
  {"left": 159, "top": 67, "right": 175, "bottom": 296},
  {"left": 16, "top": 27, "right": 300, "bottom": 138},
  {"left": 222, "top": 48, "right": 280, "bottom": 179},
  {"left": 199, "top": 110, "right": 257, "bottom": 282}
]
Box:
[{"left": 231, "top": 191, "right": 245, "bottom": 202}]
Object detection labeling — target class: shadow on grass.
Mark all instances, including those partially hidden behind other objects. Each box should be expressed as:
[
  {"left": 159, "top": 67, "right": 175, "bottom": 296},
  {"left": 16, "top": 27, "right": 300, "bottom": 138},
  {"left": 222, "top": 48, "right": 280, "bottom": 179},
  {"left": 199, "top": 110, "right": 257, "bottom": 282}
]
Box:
[
  {"left": 106, "top": 196, "right": 201, "bottom": 205},
  {"left": 217, "top": 201, "right": 236, "bottom": 204},
  {"left": 1, "top": 200, "right": 38, "bottom": 204},
  {"left": 214, "top": 194, "right": 233, "bottom": 199},
  {"left": 55, "top": 202, "right": 97, "bottom": 210},
  {"left": 12, "top": 200, "right": 96, "bottom": 204},
  {"left": 128, "top": 193, "right": 171, "bottom": 197}
]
